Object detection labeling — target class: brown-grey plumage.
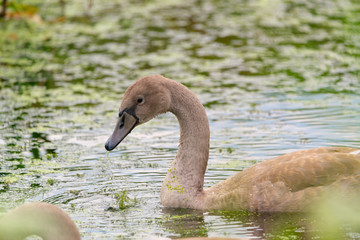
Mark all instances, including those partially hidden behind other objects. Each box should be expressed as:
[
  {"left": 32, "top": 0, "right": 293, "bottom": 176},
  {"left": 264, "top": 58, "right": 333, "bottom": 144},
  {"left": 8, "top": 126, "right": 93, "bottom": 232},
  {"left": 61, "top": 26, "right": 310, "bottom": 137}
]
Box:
[
  {"left": 105, "top": 75, "right": 360, "bottom": 212},
  {"left": 0, "top": 202, "right": 81, "bottom": 240}
]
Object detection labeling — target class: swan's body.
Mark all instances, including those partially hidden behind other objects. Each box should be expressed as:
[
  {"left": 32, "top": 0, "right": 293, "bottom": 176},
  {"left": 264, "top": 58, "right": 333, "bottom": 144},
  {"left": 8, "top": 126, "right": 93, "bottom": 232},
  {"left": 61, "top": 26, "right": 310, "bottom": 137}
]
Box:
[
  {"left": 0, "top": 202, "right": 81, "bottom": 240},
  {"left": 105, "top": 75, "right": 360, "bottom": 212}
]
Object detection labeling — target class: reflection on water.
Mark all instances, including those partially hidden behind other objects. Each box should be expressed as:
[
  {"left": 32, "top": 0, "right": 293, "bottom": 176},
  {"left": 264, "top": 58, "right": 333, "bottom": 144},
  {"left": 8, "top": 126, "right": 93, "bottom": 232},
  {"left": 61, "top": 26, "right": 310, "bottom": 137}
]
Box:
[
  {"left": 0, "top": 0, "right": 360, "bottom": 239},
  {"left": 161, "top": 209, "right": 315, "bottom": 239},
  {"left": 162, "top": 208, "right": 208, "bottom": 238}
]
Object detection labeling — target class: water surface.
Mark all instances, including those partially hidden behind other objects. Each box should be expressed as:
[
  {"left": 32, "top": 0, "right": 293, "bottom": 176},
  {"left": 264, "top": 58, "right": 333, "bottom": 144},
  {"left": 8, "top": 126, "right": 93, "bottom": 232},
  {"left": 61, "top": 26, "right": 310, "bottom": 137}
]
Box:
[{"left": 0, "top": 0, "right": 360, "bottom": 239}]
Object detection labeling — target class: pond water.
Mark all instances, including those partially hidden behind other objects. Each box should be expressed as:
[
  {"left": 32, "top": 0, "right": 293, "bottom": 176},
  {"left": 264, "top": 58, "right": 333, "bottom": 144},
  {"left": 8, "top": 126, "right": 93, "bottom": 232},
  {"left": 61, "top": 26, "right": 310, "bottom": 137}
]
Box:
[{"left": 0, "top": 0, "right": 360, "bottom": 239}]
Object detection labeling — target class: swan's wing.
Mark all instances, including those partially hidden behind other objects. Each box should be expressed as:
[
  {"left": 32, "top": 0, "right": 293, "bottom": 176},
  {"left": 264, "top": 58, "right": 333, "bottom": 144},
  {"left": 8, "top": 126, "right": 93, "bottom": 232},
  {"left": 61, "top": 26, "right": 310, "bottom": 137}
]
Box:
[
  {"left": 249, "top": 147, "right": 360, "bottom": 211},
  {"left": 206, "top": 147, "right": 360, "bottom": 211},
  {"left": 251, "top": 147, "right": 360, "bottom": 191}
]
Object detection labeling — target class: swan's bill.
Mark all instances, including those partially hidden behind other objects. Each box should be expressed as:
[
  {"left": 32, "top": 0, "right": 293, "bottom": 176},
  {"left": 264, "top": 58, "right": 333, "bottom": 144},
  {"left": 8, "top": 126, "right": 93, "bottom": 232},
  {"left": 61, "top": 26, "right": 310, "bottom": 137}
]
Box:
[{"left": 105, "top": 112, "right": 138, "bottom": 151}]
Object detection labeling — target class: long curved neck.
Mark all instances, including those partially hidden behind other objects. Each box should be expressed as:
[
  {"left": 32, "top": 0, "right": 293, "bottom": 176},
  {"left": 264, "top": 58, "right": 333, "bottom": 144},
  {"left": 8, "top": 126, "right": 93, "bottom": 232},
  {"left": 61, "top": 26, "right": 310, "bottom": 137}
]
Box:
[
  {"left": 161, "top": 79, "right": 210, "bottom": 208},
  {"left": 0, "top": 202, "right": 81, "bottom": 240}
]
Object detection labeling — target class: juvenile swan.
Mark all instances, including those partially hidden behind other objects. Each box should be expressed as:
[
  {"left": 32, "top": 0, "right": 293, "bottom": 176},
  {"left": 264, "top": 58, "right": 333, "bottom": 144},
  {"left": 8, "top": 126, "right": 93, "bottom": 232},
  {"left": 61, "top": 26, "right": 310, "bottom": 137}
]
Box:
[
  {"left": 105, "top": 75, "right": 360, "bottom": 212},
  {"left": 0, "top": 202, "right": 81, "bottom": 240}
]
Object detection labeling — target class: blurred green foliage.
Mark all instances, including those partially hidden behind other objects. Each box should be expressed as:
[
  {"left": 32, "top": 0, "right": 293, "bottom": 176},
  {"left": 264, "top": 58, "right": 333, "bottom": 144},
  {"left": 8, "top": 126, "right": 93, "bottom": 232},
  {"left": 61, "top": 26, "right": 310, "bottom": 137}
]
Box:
[{"left": 310, "top": 193, "right": 360, "bottom": 239}]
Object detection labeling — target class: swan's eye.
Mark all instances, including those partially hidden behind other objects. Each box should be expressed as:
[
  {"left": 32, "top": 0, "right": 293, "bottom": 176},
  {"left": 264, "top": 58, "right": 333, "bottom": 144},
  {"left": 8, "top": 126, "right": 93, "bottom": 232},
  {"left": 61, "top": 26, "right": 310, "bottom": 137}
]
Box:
[{"left": 137, "top": 98, "right": 143, "bottom": 104}]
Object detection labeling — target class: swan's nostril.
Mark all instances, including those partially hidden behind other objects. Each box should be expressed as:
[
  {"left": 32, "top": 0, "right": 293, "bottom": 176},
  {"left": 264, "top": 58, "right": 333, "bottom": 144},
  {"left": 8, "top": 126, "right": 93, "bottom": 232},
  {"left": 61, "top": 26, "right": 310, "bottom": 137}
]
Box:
[{"left": 119, "top": 116, "right": 125, "bottom": 129}]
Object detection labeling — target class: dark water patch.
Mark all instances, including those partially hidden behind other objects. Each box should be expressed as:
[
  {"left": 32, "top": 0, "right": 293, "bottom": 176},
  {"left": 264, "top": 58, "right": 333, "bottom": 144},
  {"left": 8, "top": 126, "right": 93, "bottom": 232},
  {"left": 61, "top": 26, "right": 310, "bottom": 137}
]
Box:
[{"left": 0, "top": 172, "right": 11, "bottom": 177}]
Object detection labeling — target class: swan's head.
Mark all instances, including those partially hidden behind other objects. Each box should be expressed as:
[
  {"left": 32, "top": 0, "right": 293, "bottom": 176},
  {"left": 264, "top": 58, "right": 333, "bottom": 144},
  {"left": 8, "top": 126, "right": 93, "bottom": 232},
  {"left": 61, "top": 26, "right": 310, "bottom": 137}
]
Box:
[{"left": 105, "top": 75, "right": 171, "bottom": 151}]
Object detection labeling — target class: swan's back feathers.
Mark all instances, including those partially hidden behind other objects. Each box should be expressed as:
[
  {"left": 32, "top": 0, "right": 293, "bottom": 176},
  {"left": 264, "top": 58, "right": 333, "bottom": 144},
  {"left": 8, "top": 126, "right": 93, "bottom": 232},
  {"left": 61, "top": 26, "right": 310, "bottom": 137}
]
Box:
[
  {"left": 206, "top": 147, "right": 360, "bottom": 211},
  {"left": 254, "top": 147, "right": 360, "bottom": 191}
]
